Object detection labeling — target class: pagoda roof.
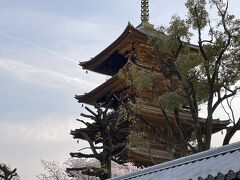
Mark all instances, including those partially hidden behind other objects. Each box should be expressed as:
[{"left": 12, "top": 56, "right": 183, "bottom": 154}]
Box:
[
  {"left": 75, "top": 74, "right": 125, "bottom": 105},
  {"left": 80, "top": 23, "right": 199, "bottom": 76},
  {"left": 137, "top": 104, "right": 230, "bottom": 134},
  {"left": 76, "top": 77, "right": 229, "bottom": 133},
  {"left": 111, "top": 141, "right": 240, "bottom": 180},
  {"left": 80, "top": 23, "right": 148, "bottom": 76}
]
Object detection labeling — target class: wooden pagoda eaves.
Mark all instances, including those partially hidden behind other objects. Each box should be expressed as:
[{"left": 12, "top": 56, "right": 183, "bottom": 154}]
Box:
[
  {"left": 76, "top": 80, "right": 229, "bottom": 134},
  {"left": 80, "top": 23, "right": 199, "bottom": 77},
  {"left": 75, "top": 75, "right": 125, "bottom": 106},
  {"left": 80, "top": 23, "right": 148, "bottom": 76}
]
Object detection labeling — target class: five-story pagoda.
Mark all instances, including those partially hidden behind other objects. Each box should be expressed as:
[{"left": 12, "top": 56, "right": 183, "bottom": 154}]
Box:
[{"left": 70, "top": 0, "right": 229, "bottom": 171}]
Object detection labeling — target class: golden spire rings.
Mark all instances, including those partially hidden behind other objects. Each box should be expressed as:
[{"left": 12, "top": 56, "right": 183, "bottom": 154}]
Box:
[{"left": 141, "top": 0, "right": 149, "bottom": 22}]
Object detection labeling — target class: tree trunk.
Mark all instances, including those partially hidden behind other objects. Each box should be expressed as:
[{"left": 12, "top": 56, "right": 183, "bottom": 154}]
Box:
[
  {"left": 205, "top": 93, "right": 214, "bottom": 150},
  {"left": 223, "top": 119, "right": 240, "bottom": 145},
  {"left": 100, "top": 127, "right": 112, "bottom": 180}
]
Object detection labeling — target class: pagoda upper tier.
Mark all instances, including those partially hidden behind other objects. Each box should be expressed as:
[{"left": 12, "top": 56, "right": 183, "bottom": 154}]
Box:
[
  {"left": 80, "top": 23, "right": 147, "bottom": 76},
  {"left": 80, "top": 23, "right": 198, "bottom": 76}
]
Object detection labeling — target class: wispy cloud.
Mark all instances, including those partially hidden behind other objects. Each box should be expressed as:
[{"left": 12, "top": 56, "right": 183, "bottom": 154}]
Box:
[
  {"left": 0, "top": 30, "right": 78, "bottom": 64},
  {"left": 0, "top": 116, "right": 72, "bottom": 144},
  {"left": 0, "top": 59, "right": 96, "bottom": 91}
]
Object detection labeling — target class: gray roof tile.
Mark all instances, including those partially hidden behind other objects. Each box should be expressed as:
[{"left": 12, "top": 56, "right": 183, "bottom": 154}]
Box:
[{"left": 110, "top": 141, "right": 240, "bottom": 180}]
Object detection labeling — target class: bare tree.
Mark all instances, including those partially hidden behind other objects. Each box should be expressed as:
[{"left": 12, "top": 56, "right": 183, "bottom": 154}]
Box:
[
  {"left": 67, "top": 98, "right": 132, "bottom": 179},
  {"left": 0, "top": 164, "right": 19, "bottom": 180}
]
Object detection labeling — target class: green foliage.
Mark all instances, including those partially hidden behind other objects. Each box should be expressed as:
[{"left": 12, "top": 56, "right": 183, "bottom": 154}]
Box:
[
  {"left": 154, "top": 0, "right": 240, "bottom": 149},
  {"left": 177, "top": 53, "right": 203, "bottom": 84},
  {"left": 148, "top": 30, "right": 171, "bottom": 55},
  {"left": 128, "top": 131, "right": 150, "bottom": 150},
  {"left": 117, "top": 65, "right": 153, "bottom": 91},
  {"left": 152, "top": 0, "right": 240, "bottom": 107},
  {"left": 158, "top": 90, "right": 188, "bottom": 110},
  {"left": 185, "top": 0, "right": 208, "bottom": 30},
  {"left": 167, "top": 16, "right": 192, "bottom": 54},
  {"left": 149, "top": 16, "right": 192, "bottom": 57},
  {"left": 177, "top": 54, "right": 209, "bottom": 102},
  {"left": 117, "top": 69, "right": 125, "bottom": 81}
]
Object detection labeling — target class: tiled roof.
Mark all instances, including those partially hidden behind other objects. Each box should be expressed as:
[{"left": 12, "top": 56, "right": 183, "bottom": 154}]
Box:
[{"left": 110, "top": 141, "right": 240, "bottom": 180}]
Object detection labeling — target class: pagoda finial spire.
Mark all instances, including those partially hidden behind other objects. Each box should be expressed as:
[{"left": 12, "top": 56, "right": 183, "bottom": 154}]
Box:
[{"left": 141, "top": 0, "right": 149, "bottom": 22}]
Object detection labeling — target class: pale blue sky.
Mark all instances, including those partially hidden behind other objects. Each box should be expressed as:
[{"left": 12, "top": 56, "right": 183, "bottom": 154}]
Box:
[{"left": 0, "top": 1, "right": 239, "bottom": 179}]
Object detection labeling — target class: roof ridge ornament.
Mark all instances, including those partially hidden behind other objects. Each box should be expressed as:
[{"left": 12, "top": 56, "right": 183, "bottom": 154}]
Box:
[{"left": 141, "top": 0, "right": 149, "bottom": 22}]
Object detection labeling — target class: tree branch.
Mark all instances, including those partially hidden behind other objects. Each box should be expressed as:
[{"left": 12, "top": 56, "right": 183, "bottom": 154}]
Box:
[
  {"left": 80, "top": 113, "right": 96, "bottom": 121},
  {"left": 76, "top": 119, "right": 91, "bottom": 127},
  {"left": 70, "top": 152, "right": 96, "bottom": 159},
  {"left": 173, "top": 108, "right": 197, "bottom": 153},
  {"left": 212, "top": 89, "right": 238, "bottom": 112},
  {"left": 79, "top": 146, "right": 103, "bottom": 152},
  {"left": 226, "top": 96, "right": 236, "bottom": 124},
  {"left": 223, "top": 118, "right": 240, "bottom": 145},
  {"left": 160, "top": 105, "right": 173, "bottom": 149},
  {"left": 220, "top": 102, "right": 233, "bottom": 124},
  {"left": 174, "top": 36, "right": 183, "bottom": 60},
  {"left": 78, "top": 131, "right": 100, "bottom": 160},
  {"left": 194, "top": 5, "right": 209, "bottom": 67},
  {"left": 85, "top": 106, "right": 98, "bottom": 117},
  {"left": 111, "top": 157, "right": 128, "bottom": 165},
  {"left": 212, "top": 1, "right": 231, "bottom": 83}
]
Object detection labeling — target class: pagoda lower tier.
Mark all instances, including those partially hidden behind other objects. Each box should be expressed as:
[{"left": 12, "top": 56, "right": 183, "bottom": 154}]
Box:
[
  {"left": 75, "top": 72, "right": 229, "bottom": 167},
  {"left": 70, "top": 102, "right": 229, "bottom": 167}
]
